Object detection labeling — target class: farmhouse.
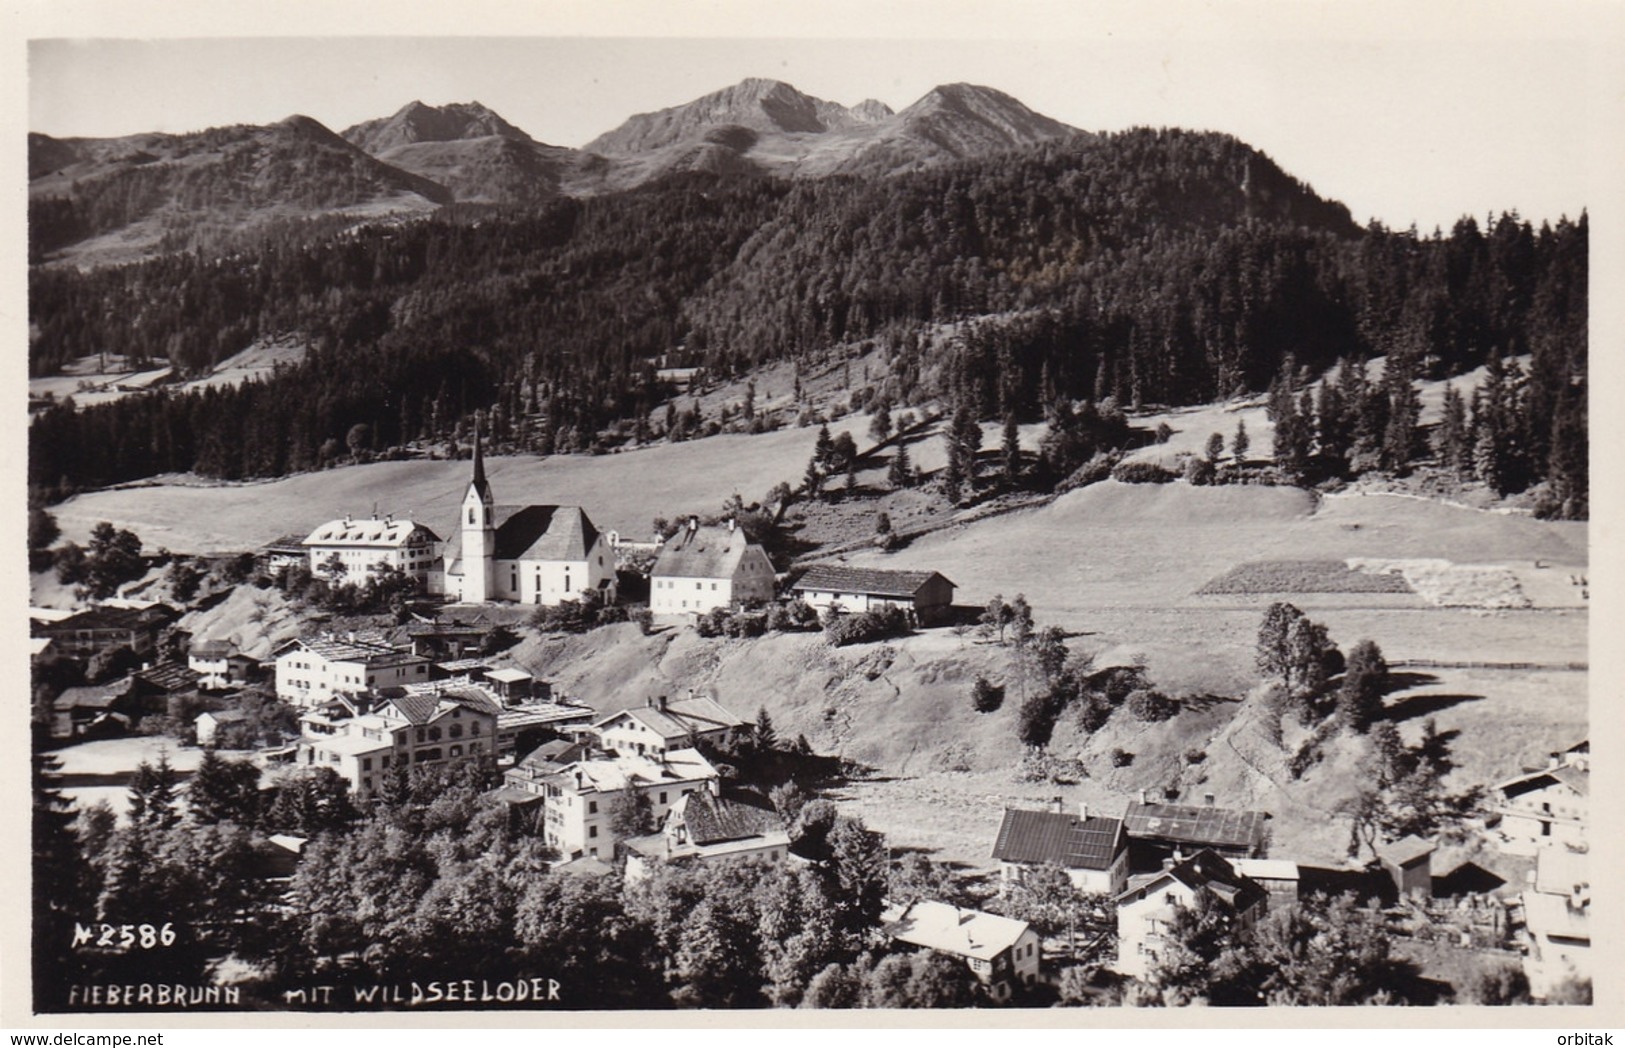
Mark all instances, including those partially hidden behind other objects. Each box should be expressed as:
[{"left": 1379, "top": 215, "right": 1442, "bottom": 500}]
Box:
[
  {"left": 273, "top": 637, "right": 432, "bottom": 708},
  {"left": 649, "top": 519, "right": 776, "bottom": 616},
  {"left": 33, "top": 603, "right": 177, "bottom": 660},
  {"left": 991, "top": 802, "right": 1130, "bottom": 897},
  {"left": 1113, "top": 849, "right": 1268, "bottom": 980},
  {"left": 502, "top": 745, "right": 719, "bottom": 860},
  {"left": 1522, "top": 848, "right": 1590, "bottom": 999},
  {"left": 790, "top": 565, "right": 956, "bottom": 626},
  {"left": 296, "top": 689, "right": 500, "bottom": 801},
  {"left": 1122, "top": 796, "right": 1270, "bottom": 864},
  {"left": 301, "top": 514, "right": 440, "bottom": 582},
  {"left": 51, "top": 681, "right": 137, "bottom": 740},
  {"left": 1492, "top": 742, "right": 1588, "bottom": 854},
  {"left": 195, "top": 708, "right": 249, "bottom": 747},
  {"left": 430, "top": 434, "right": 616, "bottom": 606},
  {"left": 622, "top": 789, "right": 790, "bottom": 882},
  {"left": 594, "top": 693, "right": 749, "bottom": 758},
  {"left": 878, "top": 900, "right": 1041, "bottom": 1002},
  {"left": 188, "top": 639, "right": 258, "bottom": 690}
]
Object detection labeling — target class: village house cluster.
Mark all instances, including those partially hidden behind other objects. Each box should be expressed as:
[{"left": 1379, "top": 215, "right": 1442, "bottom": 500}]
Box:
[{"left": 28, "top": 438, "right": 1590, "bottom": 1008}]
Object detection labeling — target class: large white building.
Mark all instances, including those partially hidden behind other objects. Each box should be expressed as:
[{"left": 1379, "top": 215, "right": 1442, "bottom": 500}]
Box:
[
  {"left": 273, "top": 636, "right": 433, "bottom": 708},
  {"left": 300, "top": 515, "right": 440, "bottom": 582},
  {"left": 879, "top": 900, "right": 1042, "bottom": 1003},
  {"left": 503, "top": 745, "right": 719, "bottom": 861},
  {"left": 1113, "top": 849, "right": 1267, "bottom": 981},
  {"left": 429, "top": 434, "right": 617, "bottom": 606},
  {"left": 593, "top": 693, "right": 748, "bottom": 758},
  {"left": 296, "top": 689, "right": 501, "bottom": 801},
  {"left": 649, "top": 519, "right": 776, "bottom": 616}
]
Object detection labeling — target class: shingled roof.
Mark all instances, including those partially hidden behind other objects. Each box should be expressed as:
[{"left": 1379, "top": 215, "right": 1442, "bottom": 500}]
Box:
[
  {"left": 673, "top": 789, "right": 782, "bottom": 846},
  {"left": 595, "top": 695, "right": 748, "bottom": 742},
  {"left": 791, "top": 565, "right": 954, "bottom": 599},
  {"left": 651, "top": 525, "right": 754, "bottom": 580},
  {"left": 442, "top": 504, "right": 601, "bottom": 572},
  {"left": 1123, "top": 800, "right": 1269, "bottom": 852},
  {"left": 992, "top": 807, "right": 1125, "bottom": 871}
]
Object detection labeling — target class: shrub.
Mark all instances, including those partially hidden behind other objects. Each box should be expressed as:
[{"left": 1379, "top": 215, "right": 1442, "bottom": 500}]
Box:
[
  {"left": 1184, "top": 456, "right": 1215, "bottom": 486},
  {"left": 1111, "top": 461, "right": 1177, "bottom": 484},
  {"left": 824, "top": 605, "right": 909, "bottom": 647},
  {"left": 1055, "top": 452, "right": 1119, "bottom": 495},
  {"left": 1016, "top": 691, "right": 1064, "bottom": 748},
  {"left": 1077, "top": 694, "right": 1113, "bottom": 733},
  {"left": 1184, "top": 748, "right": 1207, "bottom": 765},
  {"left": 971, "top": 675, "right": 1004, "bottom": 714},
  {"left": 1110, "top": 748, "right": 1133, "bottom": 768},
  {"left": 529, "top": 590, "right": 628, "bottom": 633},
  {"left": 1126, "top": 689, "right": 1178, "bottom": 722}
]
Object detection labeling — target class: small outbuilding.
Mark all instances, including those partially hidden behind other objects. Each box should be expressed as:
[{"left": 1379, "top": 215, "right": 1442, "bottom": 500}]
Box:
[
  {"left": 1375, "top": 835, "right": 1435, "bottom": 900},
  {"left": 790, "top": 565, "right": 956, "bottom": 626}
]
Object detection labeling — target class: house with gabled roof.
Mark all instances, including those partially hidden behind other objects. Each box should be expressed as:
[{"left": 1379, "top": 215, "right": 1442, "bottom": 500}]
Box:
[
  {"left": 52, "top": 681, "right": 138, "bottom": 740},
  {"left": 1113, "top": 849, "right": 1268, "bottom": 981},
  {"left": 594, "top": 693, "right": 749, "bottom": 758},
  {"left": 1122, "top": 795, "right": 1270, "bottom": 864},
  {"left": 296, "top": 687, "right": 499, "bottom": 801},
  {"left": 301, "top": 514, "right": 440, "bottom": 583},
  {"left": 790, "top": 565, "right": 956, "bottom": 626},
  {"left": 879, "top": 900, "right": 1041, "bottom": 1002},
  {"left": 429, "top": 432, "right": 616, "bottom": 606},
  {"left": 992, "top": 801, "right": 1130, "bottom": 896},
  {"left": 622, "top": 788, "right": 791, "bottom": 882},
  {"left": 501, "top": 745, "right": 720, "bottom": 861},
  {"left": 649, "top": 518, "right": 775, "bottom": 616},
  {"left": 1492, "top": 741, "right": 1589, "bottom": 855},
  {"left": 273, "top": 636, "right": 433, "bottom": 708}
]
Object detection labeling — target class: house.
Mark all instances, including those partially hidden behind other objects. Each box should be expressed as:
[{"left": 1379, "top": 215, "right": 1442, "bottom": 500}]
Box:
[
  {"left": 1492, "top": 743, "right": 1589, "bottom": 855},
  {"left": 189, "top": 640, "right": 258, "bottom": 690},
  {"left": 1114, "top": 849, "right": 1268, "bottom": 981},
  {"left": 649, "top": 519, "right": 776, "bottom": 616},
  {"left": 51, "top": 681, "right": 137, "bottom": 740},
  {"left": 429, "top": 434, "right": 616, "bottom": 606},
  {"left": 1121, "top": 795, "right": 1270, "bottom": 864},
  {"left": 33, "top": 603, "right": 176, "bottom": 660},
  {"left": 501, "top": 745, "right": 719, "bottom": 861},
  {"left": 622, "top": 789, "right": 791, "bottom": 882},
  {"left": 484, "top": 666, "right": 541, "bottom": 704},
  {"left": 195, "top": 708, "right": 250, "bottom": 747},
  {"left": 593, "top": 693, "right": 749, "bottom": 758},
  {"left": 790, "top": 565, "right": 956, "bottom": 626},
  {"left": 493, "top": 701, "right": 598, "bottom": 759},
  {"left": 401, "top": 614, "right": 506, "bottom": 660},
  {"left": 262, "top": 536, "right": 309, "bottom": 573},
  {"left": 1522, "top": 848, "right": 1590, "bottom": 1000},
  {"left": 991, "top": 802, "right": 1130, "bottom": 897},
  {"left": 273, "top": 637, "right": 433, "bottom": 708},
  {"left": 128, "top": 661, "right": 203, "bottom": 715},
  {"left": 1230, "top": 858, "right": 1301, "bottom": 906},
  {"left": 300, "top": 514, "right": 440, "bottom": 583},
  {"left": 296, "top": 689, "right": 500, "bottom": 801},
  {"left": 878, "top": 900, "right": 1041, "bottom": 1003},
  {"left": 1374, "top": 835, "right": 1435, "bottom": 900}
]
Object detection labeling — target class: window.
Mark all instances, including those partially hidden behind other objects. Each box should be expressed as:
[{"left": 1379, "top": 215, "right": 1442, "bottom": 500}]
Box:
[
  {"left": 381, "top": 755, "right": 391, "bottom": 769},
  {"left": 450, "top": 745, "right": 462, "bottom": 757},
  {"left": 696, "top": 581, "right": 702, "bottom": 590},
  {"left": 659, "top": 791, "right": 668, "bottom": 805},
  {"left": 711, "top": 583, "right": 717, "bottom": 590},
  {"left": 468, "top": 508, "right": 475, "bottom": 525},
  {"left": 428, "top": 727, "right": 441, "bottom": 742},
  {"left": 589, "top": 801, "right": 598, "bottom": 814},
  {"left": 362, "top": 758, "right": 372, "bottom": 771},
  {"left": 450, "top": 724, "right": 463, "bottom": 739},
  {"left": 589, "top": 826, "right": 598, "bottom": 838}
]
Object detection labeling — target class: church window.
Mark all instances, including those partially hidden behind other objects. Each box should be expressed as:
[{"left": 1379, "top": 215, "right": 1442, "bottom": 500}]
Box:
[{"left": 468, "top": 508, "right": 475, "bottom": 525}]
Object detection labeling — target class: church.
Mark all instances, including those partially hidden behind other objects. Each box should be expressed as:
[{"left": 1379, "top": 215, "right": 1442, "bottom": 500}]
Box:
[{"left": 427, "top": 434, "right": 618, "bottom": 606}]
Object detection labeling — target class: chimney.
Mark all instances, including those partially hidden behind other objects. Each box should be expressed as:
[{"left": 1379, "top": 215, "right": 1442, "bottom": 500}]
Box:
[
  {"left": 656, "top": 695, "right": 668, "bottom": 712},
  {"left": 1078, "top": 801, "right": 1089, "bottom": 821},
  {"left": 1547, "top": 752, "right": 1562, "bottom": 770},
  {"left": 1051, "top": 796, "right": 1064, "bottom": 814},
  {"left": 1161, "top": 857, "right": 1175, "bottom": 872},
  {"left": 1204, "top": 793, "right": 1216, "bottom": 808},
  {"left": 688, "top": 517, "right": 699, "bottom": 534},
  {"left": 1137, "top": 789, "right": 1147, "bottom": 804},
  {"left": 727, "top": 518, "right": 736, "bottom": 534}
]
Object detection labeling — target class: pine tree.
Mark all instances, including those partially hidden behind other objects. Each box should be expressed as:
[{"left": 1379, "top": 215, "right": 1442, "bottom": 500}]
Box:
[
  {"left": 128, "top": 754, "right": 179, "bottom": 829},
  {"left": 1232, "top": 419, "right": 1250, "bottom": 463},
  {"left": 1204, "top": 432, "right": 1224, "bottom": 464},
  {"left": 1002, "top": 411, "right": 1021, "bottom": 484},
  {"left": 887, "top": 442, "right": 912, "bottom": 489}
]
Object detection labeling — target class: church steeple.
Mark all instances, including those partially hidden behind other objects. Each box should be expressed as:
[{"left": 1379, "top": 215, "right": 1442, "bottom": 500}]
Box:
[
  {"left": 470, "top": 424, "right": 492, "bottom": 504},
  {"left": 460, "top": 421, "right": 497, "bottom": 602}
]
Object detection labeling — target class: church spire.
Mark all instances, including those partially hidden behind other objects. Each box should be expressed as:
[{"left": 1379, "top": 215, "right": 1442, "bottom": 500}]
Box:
[{"left": 472, "top": 423, "right": 487, "bottom": 489}]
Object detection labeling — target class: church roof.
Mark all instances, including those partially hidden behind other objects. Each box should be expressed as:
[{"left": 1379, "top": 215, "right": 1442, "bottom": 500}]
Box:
[{"left": 442, "top": 504, "right": 601, "bottom": 573}]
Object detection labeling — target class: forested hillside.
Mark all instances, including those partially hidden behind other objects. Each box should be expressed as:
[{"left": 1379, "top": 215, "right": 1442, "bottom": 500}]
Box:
[{"left": 29, "top": 128, "right": 1586, "bottom": 516}]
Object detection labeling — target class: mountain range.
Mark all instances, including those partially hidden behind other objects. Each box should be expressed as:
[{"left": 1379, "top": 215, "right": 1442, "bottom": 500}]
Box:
[{"left": 29, "top": 79, "right": 1085, "bottom": 264}]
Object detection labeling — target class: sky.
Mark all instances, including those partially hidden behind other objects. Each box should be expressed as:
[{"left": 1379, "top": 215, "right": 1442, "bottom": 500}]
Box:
[{"left": 16, "top": 0, "right": 1623, "bottom": 233}]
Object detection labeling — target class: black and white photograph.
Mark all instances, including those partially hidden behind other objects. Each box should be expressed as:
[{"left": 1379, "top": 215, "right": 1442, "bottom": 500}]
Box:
[{"left": 10, "top": 0, "right": 1619, "bottom": 1024}]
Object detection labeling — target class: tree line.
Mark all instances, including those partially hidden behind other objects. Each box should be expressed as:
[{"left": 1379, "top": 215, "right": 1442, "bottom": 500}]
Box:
[{"left": 30, "top": 130, "right": 1586, "bottom": 516}]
